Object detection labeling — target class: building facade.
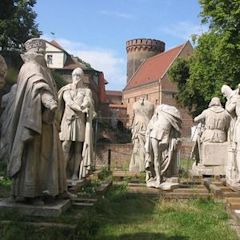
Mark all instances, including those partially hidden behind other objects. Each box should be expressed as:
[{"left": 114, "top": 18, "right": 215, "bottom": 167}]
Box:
[{"left": 123, "top": 39, "right": 193, "bottom": 137}]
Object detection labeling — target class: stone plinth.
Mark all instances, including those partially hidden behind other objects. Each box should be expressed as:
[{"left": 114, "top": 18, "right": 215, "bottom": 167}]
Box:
[
  {"left": 0, "top": 199, "right": 71, "bottom": 217},
  {"left": 191, "top": 142, "right": 228, "bottom": 176},
  {"left": 202, "top": 142, "right": 228, "bottom": 166}
]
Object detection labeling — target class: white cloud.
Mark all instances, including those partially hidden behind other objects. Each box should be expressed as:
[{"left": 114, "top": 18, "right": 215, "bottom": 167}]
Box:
[
  {"left": 75, "top": 49, "right": 126, "bottom": 90},
  {"left": 42, "top": 35, "right": 126, "bottom": 90},
  {"left": 161, "top": 21, "right": 208, "bottom": 41},
  {"left": 99, "top": 10, "right": 135, "bottom": 19}
]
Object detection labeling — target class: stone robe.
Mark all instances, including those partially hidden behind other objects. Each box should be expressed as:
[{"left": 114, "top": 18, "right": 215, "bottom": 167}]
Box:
[
  {"left": 145, "top": 104, "right": 181, "bottom": 183},
  {"left": 8, "top": 54, "right": 66, "bottom": 198},
  {"left": 129, "top": 99, "right": 154, "bottom": 172},
  {"left": 194, "top": 106, "right": 230, "bottom": 143}
]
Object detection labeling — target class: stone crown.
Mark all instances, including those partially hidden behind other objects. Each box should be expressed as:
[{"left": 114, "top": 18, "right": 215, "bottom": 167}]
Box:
[{"left": 24, "top": 38, "right": 46, "bottom": 52}]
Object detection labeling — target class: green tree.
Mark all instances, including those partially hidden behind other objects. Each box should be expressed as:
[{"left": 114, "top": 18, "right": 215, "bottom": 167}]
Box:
[
  {"left": 0, "top": 0, "right": 41, "bottom": 50},
  {"left": 169, "top": 0, "right": 240, "bottom": 116}
]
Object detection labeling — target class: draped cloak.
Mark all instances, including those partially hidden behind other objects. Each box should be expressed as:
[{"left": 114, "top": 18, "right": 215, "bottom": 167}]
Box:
[
  {"left": 145, "top": 104, "right": 181, "bottom": 179},
  {"left": 8, "top": 57, "right": 66, "bottom": 198}
]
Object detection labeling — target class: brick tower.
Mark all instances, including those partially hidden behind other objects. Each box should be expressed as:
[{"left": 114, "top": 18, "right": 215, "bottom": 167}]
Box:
[{"left": 126, "top": 38, "right": 165, "bottom": 82}]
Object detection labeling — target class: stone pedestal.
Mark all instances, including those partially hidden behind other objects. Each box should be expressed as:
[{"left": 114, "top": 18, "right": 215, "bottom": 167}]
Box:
[
  {"left": 191, "top": 142, "right": 228, "bottom": 176},
  {"left": 0, "top": 198, "right": 71, "bottom": 217}
]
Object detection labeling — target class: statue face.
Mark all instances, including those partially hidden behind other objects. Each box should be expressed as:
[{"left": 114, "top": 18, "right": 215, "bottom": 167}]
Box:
[
  {"left": 72, "top": 73, "right": 82, "bottom": 85},
  {"left": 139, "top": 97, "right": 145, "bottom": 105}
]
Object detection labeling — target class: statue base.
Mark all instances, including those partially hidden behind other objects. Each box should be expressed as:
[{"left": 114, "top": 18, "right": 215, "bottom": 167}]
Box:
[
  {"left": 0, "top": 198, "right": 71, "bottom": 217},
  {"left": 191, "top": 142, "right": 228, "bottom": 176},
  {"left": 146, "top": 177, "right": 179, "bottom": 190}
]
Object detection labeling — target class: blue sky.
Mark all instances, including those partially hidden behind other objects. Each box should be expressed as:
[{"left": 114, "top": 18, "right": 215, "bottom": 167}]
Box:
[{"left": 34, "top": 0, "right": 206, "bottom": 90}]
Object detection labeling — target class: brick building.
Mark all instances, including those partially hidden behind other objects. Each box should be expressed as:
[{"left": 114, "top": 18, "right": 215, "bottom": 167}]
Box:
[{"left": 123, "top": 38, "right": 193, "bottom": 137}]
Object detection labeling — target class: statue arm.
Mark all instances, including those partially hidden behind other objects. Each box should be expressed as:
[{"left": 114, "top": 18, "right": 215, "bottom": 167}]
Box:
[
  {"left": 63, "top": 90, "right": 81, "bottom": 112},
  {"left": 41, "top": 91, "right": 57, "bottom": 111},
  {"left": 194, "top": 111, "right": 206, "bottom": 123},
  {"left": 225, "top": 98, "right": 237, "bottom": 113},
  {"left": 80, "top": 89, "right": 93, "bottom": 113}
]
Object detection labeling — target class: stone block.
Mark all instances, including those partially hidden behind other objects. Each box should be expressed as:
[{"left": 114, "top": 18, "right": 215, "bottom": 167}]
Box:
[
  {"left": 0, "top": 198, "right": 71, "bottom": 217},
  {"left": 201, "top": 142, "right": 228, "bottom": 166}
]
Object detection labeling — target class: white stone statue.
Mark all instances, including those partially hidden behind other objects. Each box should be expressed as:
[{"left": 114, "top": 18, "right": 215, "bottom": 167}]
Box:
[
  {"left": 145, "top": 104, "right": 181, "bottom": 189},
  {"left": 221, "top": 84, "right": 240, "bottom": 186},
  {"left": 194, "top": 97, "right": 230, "bottom": 143},
  {"left": 129, "top": 97, "right": 154, "bottom": 172},
  {"left": 7, "top": 38, "right": 67, "bottom": 203},
  {"left": 58, "top": 67, "right": 95, "bottom": 181},
  {"left": 191, "top": 97, "right": 230, "bottom": 176}
]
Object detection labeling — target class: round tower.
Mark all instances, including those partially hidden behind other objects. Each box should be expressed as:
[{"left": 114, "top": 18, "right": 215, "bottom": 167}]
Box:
[{"left": 126, "top": 38, "right": 165, "bottom": 82}]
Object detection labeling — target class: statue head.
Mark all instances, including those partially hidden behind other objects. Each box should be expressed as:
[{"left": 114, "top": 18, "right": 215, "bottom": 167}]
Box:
[
  {"left": 72, "top": 67, "right": 84, "bottom": 85},
  {"left": 221, "top": 84, "right": 233, "bottom": 99},
  {"left": 0, "top": 55, "right": 7, "bottom": 89},
  {"left": 138, "top": 95, "right": 147, "bottom": 105},
  {"left": 24, "top": 38, "right": 46, "bottom": 54},
  {"left": 209, "top": 97, "right": 222, "bottom": 107}
]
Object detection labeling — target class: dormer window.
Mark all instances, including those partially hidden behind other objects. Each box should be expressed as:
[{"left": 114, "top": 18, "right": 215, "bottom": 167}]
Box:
[{"left": 47, "top": 55, "right": 53, "bottom": 65}]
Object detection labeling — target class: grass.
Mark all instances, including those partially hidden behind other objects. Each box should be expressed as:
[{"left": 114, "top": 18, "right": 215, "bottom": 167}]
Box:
[
  {"left": 0, "top": 179, "right": 238, "bottom": 240},
  {"left": 88, "top": 186, "right": 237, "bottom": 240}
]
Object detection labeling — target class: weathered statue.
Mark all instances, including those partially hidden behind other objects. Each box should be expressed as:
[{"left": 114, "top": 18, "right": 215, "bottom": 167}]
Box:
[
  {"left": 0, "top": 55, "right": 7, "bottom": 90},
  {"left": 194, "top": 97, "right": 230, "bottom": 143},
  {"left": 7, "top": 38, "right": 67, "bottom": 203},
  {"left": 0, "top": 84, "right": 17, "bottom": 162},
  {"left": 221, "top": 84, "right": 240, "bottom": 186},
  {"left": 0, "top": 55, "right": 8, "bottom": 160},
  {"left": 191, "top": 97, "right": 230, "bottom": 176},
  {"left": 145, "top": 104, "right": 181, "bottom": 189},
  {"left": 58, "top": 67, "right": 95, "bottom": 181},
  {"left": 129, "top": 97, "right": 154, "bottom": 172}
]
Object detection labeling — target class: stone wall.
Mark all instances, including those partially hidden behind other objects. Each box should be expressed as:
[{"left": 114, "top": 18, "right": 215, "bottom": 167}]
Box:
[
  {"left": 95, "top": 143, "right": 133, "bottom": 170},
  {"left": 95, "top": 140, "right": 194, "bottom": 170}
]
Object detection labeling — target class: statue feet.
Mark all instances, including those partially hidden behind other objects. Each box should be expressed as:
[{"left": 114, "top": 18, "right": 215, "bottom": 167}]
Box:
[{"left": 71, "top": 174, "right": 79, "bottom": 181}]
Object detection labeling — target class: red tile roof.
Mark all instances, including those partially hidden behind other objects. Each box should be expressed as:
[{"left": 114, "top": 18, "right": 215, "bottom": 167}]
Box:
[
  {"left": 50, "top": 40, "right": 65, "bottom": 51},
  {"left": 124, "top": 42, "right": 186, "bottom": 90},
  {"left": 106, "top": 90, "right": 122, "bottom": 96}
]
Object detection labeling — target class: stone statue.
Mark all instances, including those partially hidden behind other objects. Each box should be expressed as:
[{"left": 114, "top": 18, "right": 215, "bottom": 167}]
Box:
[
  {"left": 194, "top": 97, "right": 230, "bottom": 143},
  {"left": 221, "top": 84, "right": 240, "bottom": 186},
  {"left": 0, "top": 84, "right": 17, "bottom": 162},
  {"left": 0, "top": 55, "right": 7, "bottom": 90},
  {"left": 191, "top": 97, "right": 230, "bottom": 176},
  {"left": 58, "top": 67, "right": 95, "bottom": 181},
  {"left": 7, "top": 38, "right": 66, "bottom": 203},
  {"left": 0, "top": 55, "right": 8, "bottom": 161},
  {"left": 145, "top": 104, "right": 181, "bottom": 189},
  {"left": 129, "top": 97, "right": 154, "bottom": 172}
]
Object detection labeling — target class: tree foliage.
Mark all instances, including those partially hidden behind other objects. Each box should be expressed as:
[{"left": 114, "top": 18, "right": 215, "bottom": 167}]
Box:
[
  {"left": 169, "top": 0, "right": 240, "bottom": 116},
  {"left": 0, "top": 0, "right": 41, "bottom": 50}
]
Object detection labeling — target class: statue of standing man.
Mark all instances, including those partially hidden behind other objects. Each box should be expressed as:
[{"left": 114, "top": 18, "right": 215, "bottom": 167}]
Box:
[
  {"left": 58, "top": 67, "right": 95, "bottom": 181},
  {"left": 8, "top": 38, "right": 67, "bottom": 203},
  {"left": 129, "top": 97, "right": 154, "bottom": 172}
]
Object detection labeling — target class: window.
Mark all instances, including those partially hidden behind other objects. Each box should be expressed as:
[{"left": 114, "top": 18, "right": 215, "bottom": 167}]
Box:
[{"left": 47, "top": 55, "right": 53, "bottom": 65}]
